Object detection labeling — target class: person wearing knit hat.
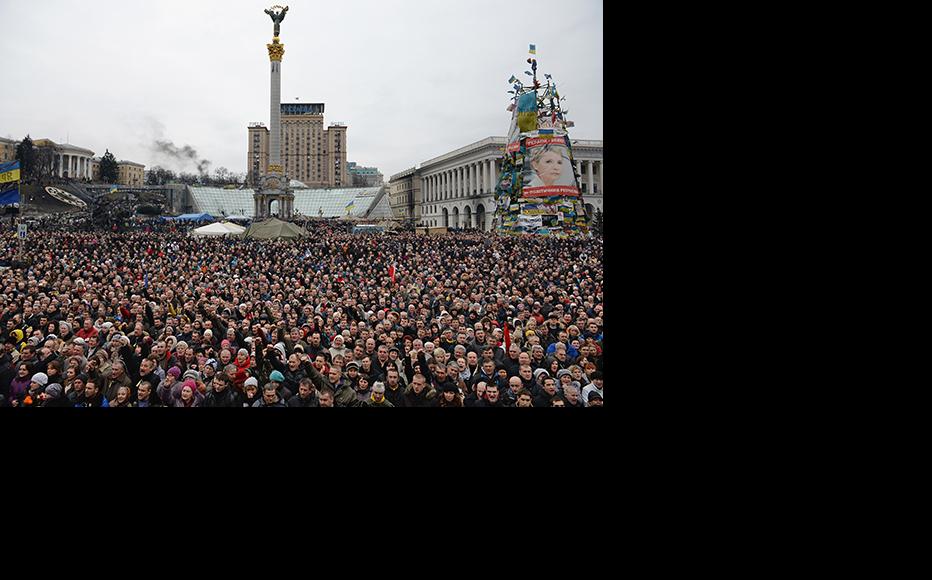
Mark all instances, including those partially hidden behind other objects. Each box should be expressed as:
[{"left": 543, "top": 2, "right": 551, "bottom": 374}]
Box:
[
  {"left": 182, "top": 369, "right": 201, "bottom": 382},
  {"left": 168, "top": 366, "right": 182, "bottom": 378},
  {"left": 244, "top": 376, "right": 259, "bottom": 389},
  {"left": 31, "top": 372, "right": 49, "bottom": 387},
  {"left": 39, "top": 383, "right": 70, "bottom": 407},
  {"left": 269, "top": 370, "right": 285, "bottom": 384}
]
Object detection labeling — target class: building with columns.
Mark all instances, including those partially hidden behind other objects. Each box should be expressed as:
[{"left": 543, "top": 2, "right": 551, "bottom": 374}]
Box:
[
  {"left": 399, "top": 136, "right": 603, "bottom": 231},
  {"left": 32, "top": 139, "right": 96, "bottom": 180}
]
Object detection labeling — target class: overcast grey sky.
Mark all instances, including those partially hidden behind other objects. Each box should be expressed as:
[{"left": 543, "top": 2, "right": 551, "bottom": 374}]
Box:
[{"left": 0, "top": 0, "right": 602, "bottom": 180}]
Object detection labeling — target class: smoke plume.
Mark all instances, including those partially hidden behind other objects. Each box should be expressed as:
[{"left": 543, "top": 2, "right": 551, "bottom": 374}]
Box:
[{"left": 152, "top": 140, "right": 212, "bottom": 176}]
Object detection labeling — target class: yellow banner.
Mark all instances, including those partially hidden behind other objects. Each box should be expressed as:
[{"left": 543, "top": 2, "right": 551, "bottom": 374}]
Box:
[{"left": 0, "top": 168, "right": 21, "bottom": 183}]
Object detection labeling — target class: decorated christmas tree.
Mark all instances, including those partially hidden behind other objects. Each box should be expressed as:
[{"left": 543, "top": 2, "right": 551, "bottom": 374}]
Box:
[{"left": 494, "top": 45, "right": 589, "bottom": 237}]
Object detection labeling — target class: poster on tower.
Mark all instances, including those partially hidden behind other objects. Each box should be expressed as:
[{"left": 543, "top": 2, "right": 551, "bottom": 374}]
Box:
[{"left": 520, "top": 135, "right": 579, "bottom": 198}]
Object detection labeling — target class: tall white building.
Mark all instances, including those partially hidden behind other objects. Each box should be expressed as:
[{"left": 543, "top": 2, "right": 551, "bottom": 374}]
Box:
[{"left": 395, "top": 136, "right": 603, "bottom": 231}]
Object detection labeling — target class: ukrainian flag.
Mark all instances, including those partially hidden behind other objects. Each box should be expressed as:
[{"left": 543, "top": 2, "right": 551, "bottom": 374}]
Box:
[
  {"left": 529, "top": 44, "right": 536, "bottom": 55},
  {"left": 0, "top": 160, "right": 20, "bottom": 184},
  {"left": 345, "top": 199, "right": 355, "bottom": 215},
  {"left": 517, "top": 91, "right": 538, "bottom": 132}
]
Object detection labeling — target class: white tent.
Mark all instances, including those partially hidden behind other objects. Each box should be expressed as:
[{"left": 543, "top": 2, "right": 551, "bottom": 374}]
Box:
[
  {"left": 191, "top": 222, "right": 244, "bottom": 237},
  {"left": 219, "top": 221, "right": 246, "bottom": 233}
]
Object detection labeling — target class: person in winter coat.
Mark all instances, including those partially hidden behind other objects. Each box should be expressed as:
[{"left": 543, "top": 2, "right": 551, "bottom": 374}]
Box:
[
  {"left": 242, "top": 377, "right": 261, "bottom": 407},
  {"left": 160, "top": 379, "right": 203, "bottom": 408},
  {"left": 6, "top": 363, "right": 33, "bottom": 406},
  {"left": 287, "top": 378, "right": 319, "bottom": 407},
  {"left": 12, "top": 372, "right": 48, "bottom": 408},
  {"left": 403, "top": 373, "right": 437, "bottom": 408},
  {"left": 110, "top": 385, "right": 133, "bottom": 407},
  {"left": 202, "top": 373, "right": 242, "bottom": 408},
  {"left": 364, "top": 382, "right": 394, "bottom": 407},
  {"left": 436, "top": 383, "right": 463, "bottom": 407},
  {"left": 74, "top": 380, "right": 109, "bottom": 407},
  {"left": 38, "top": 383, "right": 71, "bottom": 407},
  {"left": 130, "top": 381, "right": 162, "bottom": 407},
  {"left": 252, "top": 382, "right": 287, "bottom": 407},
  {"left": 305, "top": 361, "right": 360, "bottom": 407}
]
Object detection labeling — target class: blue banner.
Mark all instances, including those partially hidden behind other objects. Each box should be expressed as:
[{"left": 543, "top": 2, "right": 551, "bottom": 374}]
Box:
[{"left": 0, "top": 185, "right": 20, "bottom": 206}]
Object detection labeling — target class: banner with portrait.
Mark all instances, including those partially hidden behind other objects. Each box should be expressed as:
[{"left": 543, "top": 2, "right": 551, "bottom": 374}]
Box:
[{"left": 520, "top": 136, "right": 579, "bottom": 198}]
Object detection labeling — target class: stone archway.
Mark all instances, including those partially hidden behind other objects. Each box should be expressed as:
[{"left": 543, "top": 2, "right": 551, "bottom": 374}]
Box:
[
  {"left": 476, "top": 203, "right": 486, "bottom": 231},
  {"left": 269, "top": 199, "right": 280, "bottom": 217},
  {"left": 464, "top": 205, "right": 472, "bottom": 229},
  {"left": 443, "top": 208, "right": 449, "bottom": 228},
  {"left": 452, "top": 207, "right": 460, "bottom": 229}
]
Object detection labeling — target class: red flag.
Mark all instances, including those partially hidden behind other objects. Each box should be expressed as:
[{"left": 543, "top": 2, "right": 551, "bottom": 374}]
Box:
[
  {"left": 504, "top": 321, "right": 511, "bottom": 351},
  {"left": 389, "top": 264, "right": 396, "bottom": 284}
]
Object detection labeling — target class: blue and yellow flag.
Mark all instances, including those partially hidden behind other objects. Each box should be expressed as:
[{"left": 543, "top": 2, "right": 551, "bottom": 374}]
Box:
[
  {"left": 517, "top": 91, "right": 538, "bottom": 132},
  {"left": 345, "top": 199, "right": 355, "bottom": 215},
  {"left": 529, "top": 44, "right": 536, "bottom": 55},
  {"left": 0, "top": 160, "right": 21, "bottom": 184},
  {"left": 0, "top": 184, "right": 20, "bottom": 206}
]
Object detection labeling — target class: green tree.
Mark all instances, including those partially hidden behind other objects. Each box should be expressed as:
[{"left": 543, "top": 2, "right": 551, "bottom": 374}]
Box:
[
  {"left": 100, "top": 149, "right": 119, "bottom": 183},
  {"left": 15, "top": 135, "right": 36, "bottom": 179}
]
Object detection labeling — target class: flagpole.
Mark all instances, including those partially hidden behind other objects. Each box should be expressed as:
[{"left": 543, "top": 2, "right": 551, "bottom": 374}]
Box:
[{"left": 16, "top": 168, "right": 24, "bottom": 262}]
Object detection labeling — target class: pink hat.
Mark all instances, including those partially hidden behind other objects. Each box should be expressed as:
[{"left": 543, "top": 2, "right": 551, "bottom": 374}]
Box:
[
  {"left": 221, "top": 339, "right": 231, "bottom": 349},
  {"left": 168, "top": 366, "right": 182, "bottom": 378},
  {"left": 182, "top": 379, "right": 197, "bottom": 391}
]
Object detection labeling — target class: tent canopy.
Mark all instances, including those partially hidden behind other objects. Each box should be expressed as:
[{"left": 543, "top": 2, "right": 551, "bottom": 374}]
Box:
[
  {"left": 223, "top": 215, "right": 250, "bottom": 222},
  {"left": 173, "top": 213, "right": 214, "bottom": 222},
  {"left": 219, "top": 221, "right": 246, "bottom": 233},
  {"left": 243, "top": 217, "right": 309, "bottom": 239},
  {"left": 191, "top": 222, "right": 244, "bottom": 237}
]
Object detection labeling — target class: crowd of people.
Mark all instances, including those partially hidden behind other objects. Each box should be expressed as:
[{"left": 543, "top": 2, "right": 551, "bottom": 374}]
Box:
[{"left": 0, "top": 217, "right": 603, "bottom": 408}]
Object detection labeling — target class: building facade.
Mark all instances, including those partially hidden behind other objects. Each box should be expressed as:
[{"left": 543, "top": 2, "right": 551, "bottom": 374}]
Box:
[
  {"left": 348, "top": 162, "right": 384, "bottom": 187},
  {"left": 89, "top": 158, "right": 146, "bottom": 185},
  {"left": 408, "top": 137, "right": 603, "bottom": 231},
  {"left": 117, "top": 161, "right": 145, "bottom": 186},
  {"left": 388, "top": 167, "right": 422, "bottom": 224},
  {"left": 31, "top": 139, "right": 96, "bottom": 180},
  {"left": 247, "top": 103, "right": 349, "bottom": 188},
  {"left": 0, "top": 137, "right": 17, "bottom": 163}
]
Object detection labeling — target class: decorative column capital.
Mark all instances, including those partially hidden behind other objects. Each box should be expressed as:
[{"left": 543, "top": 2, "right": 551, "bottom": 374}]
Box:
[{"left": 267, "top": 41, "right": 285, "bottom": 61}]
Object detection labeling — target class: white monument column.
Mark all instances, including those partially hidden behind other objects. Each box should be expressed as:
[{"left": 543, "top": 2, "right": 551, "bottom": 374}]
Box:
[{"left": 587, "top": 161, "right": 594, "bottom": 195}]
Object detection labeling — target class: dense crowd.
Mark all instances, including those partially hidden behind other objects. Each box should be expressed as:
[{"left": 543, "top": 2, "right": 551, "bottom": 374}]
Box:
[{"left": 1, "top": 221, "right": 603, "bottom": 408}]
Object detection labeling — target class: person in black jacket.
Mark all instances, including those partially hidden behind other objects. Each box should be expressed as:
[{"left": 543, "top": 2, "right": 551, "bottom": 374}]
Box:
[
  {"left": 287, "top": 378, "right": 319, "bottom": 407},
  {"left": 203, "top": 373, "right": 242, "bottom": 408}
]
